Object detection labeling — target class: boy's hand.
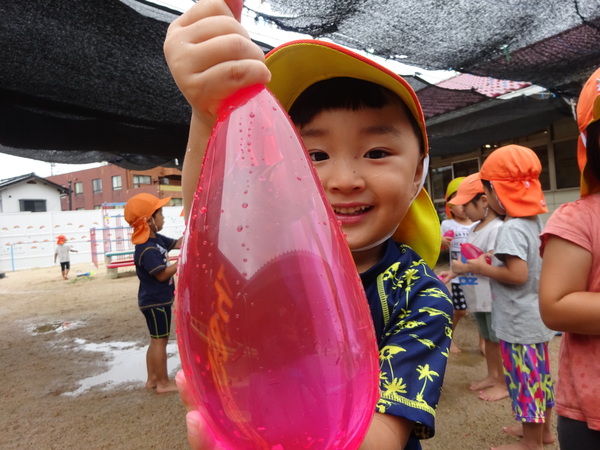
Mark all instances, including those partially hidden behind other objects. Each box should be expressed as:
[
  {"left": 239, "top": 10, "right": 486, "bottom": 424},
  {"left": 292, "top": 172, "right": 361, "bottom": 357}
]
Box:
[
  {"left": 176, "top": 370, "right": 225, "bottom": 450},
  {"left": 164, "top": 0, "right": 271, "bottom": 130},
  {"left": 451, "top": 259, "right": 467, "bottom": 274},
  {"left": 437, "top": 271, "right": 454, "bottom": 284},
  {"left": 463, "top": 254, "right": 489, "bottom": 274},
  {"left": 440, "top": 235, "right": 452, "bottom": 248}
]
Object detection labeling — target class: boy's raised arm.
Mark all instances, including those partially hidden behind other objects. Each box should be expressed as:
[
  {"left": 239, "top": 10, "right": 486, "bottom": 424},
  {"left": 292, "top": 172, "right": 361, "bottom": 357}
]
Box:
[{"left": 164, "top": 0, "right": 271, "bottom": 219}]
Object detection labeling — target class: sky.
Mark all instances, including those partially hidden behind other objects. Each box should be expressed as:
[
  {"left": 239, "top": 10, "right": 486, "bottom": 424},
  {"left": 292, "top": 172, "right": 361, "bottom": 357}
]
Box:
[
  {"left": 0, "top": 155, "right": 104, "bottom": 181},
  {"left": 0, "top": 0, "right": 456, "bottom": 182}
]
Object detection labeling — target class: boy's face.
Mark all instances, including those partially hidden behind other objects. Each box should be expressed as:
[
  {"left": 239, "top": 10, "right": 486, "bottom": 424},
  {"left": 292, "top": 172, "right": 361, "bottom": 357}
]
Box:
[
  {"left": 299, "top": 102, "right": 423, "bottom": 255},
  {"left": 463, "top": 196, "right": 487, "bottom": 222},
  {"left": 151, "top": 208, "right": 165, "bottom": 232}
]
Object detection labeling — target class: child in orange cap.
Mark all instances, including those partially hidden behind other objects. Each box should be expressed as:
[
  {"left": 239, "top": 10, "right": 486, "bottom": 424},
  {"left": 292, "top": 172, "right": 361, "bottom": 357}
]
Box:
[
  {"left": 539, "top": 67, "right": 600, "bottom": 448},
  {"left": 164, "top": 0, "right": 453, "bottom": 447},
  {"left": 444, "top": 173, "right": 507, "bottom": 402},
  {"left": 439, "top": 176, "right": 473, "bottom": 353},
  {"left": 124, "top": 193, "right": 183, "bottom": 394},
  {"left": 53, "top": 234, "right": 78, "bottom": 280},
  {"left": 462, "top": 145, "right": 556, "bottom": 448}
]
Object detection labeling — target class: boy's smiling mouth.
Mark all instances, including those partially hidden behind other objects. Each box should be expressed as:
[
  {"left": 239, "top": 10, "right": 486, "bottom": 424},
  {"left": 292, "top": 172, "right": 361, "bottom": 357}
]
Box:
[{"left": 332, "top": 205, "right": 372, "bottom": 215}]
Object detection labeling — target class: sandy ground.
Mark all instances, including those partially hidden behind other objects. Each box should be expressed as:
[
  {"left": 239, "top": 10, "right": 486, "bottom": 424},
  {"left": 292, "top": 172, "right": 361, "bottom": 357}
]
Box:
[{"left": 0, "top": 262, "right": 560, "bottom": 450}]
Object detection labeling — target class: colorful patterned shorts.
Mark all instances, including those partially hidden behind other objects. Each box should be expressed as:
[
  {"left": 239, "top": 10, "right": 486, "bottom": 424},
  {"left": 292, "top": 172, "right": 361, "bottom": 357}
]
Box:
[{"left": 500, "top": 340, "right": 555, "bottom": 423}]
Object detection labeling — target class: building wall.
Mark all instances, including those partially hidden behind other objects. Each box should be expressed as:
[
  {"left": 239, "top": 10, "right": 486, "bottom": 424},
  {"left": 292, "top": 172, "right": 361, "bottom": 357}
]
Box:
[
  {"left": 0, "top": 180, "right": 64, "bottom": 213},
  {"left": 428, "top": 116, "right": 581, "bottom": 222},
  {"left": 47, "top": 164, "right": 182, "bottom": 210}
]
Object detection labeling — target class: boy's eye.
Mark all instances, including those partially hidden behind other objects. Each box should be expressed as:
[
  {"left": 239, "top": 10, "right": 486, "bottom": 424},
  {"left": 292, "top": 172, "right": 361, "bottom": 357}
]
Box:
[
  {"left": 365, "top": 149, "right": 388, "bottom": 159},
  {"left": 309, "top": 151, "right": 329, "bottom": 162}
]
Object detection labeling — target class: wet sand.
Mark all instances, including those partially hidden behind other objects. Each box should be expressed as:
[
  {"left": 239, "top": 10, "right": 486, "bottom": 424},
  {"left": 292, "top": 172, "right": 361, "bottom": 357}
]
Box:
[{"left": 0, "top": 264, "right": 559, "bottom": 449}]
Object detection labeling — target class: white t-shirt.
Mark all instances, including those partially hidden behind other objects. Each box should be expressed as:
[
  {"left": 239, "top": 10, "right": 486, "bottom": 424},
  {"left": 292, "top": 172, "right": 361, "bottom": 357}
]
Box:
[
  {"left": 458, "top": 217, "right": 502, "bottom": 312},
  {"left": 55, "top": 244, "right": 71, "bottom": 262},
  {"left": 441, "top": 218, "right": 475, "bottom": 284}
]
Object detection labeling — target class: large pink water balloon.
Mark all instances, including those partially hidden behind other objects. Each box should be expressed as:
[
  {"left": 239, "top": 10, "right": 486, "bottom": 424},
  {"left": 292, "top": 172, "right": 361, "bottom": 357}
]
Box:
[{"left": 176, "top": 85, "right": 379, "bottom": 449}]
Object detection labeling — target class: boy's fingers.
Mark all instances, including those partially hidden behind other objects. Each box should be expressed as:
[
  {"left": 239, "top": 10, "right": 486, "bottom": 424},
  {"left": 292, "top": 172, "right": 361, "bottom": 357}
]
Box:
[
  {"left": 171, "top": 14, "right": 252, "bottom": 46},
  {"left": 224, "top": 0, "right": 244, "bottom": 22},
  {"left": 173, "top": 0, "right": 240, "bottom": 28},
  {"left": 176, "top": 369, "right": 196, "bottom": 413},
  {"left": 186, "top": 410, "right": 204, "bottom": 449}
]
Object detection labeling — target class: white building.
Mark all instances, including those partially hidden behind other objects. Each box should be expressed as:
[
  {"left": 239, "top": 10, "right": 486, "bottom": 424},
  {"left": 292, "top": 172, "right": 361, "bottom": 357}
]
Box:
[{"left": 0, "top": 173, "right": 68, "bottom": 213}]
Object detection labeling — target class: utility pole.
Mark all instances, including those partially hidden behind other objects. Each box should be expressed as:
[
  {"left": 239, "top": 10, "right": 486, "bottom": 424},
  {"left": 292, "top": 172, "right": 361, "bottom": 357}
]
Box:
[{"left": 68, "top": 180, "right": 73, "bottom": 211}]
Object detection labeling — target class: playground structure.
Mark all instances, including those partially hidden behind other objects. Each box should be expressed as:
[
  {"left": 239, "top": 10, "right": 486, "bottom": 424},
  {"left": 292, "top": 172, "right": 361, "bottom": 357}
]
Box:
[
  {"left": 90, "top": 202, "right": 183, "bottom": 278},
  {"left": 89, "top": 202, "right": 133, "bottom": 273}
]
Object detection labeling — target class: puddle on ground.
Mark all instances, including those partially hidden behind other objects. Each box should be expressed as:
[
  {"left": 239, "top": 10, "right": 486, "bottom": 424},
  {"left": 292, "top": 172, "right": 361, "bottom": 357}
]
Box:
[
  {"left": 28, "top": 320, "right": 84, "bottom": 334},
  {"left": 63, "top": 339, "right": 180, "bottom": 396}
]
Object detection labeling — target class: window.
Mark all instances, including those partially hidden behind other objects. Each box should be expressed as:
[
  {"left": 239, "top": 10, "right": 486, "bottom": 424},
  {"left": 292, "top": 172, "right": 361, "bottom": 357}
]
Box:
[
  {"left": 92, "top": 178, "right": 102, "bottom": 193},
  {"left": 74, "top": 182, "right": 83, "bottom": 195},
  {"left": 112, "top": 175, "right": 122, "bottom": 191},
  {"left": 554, "top": 139, "right": 579, "bottom": 189},
  {"left": 452, "top": 159, "right": 480, "bottom": 178},
  {"left": 19, "top": 199, "right": 47, "bottom": 212},
  {"left": 133, "top": 175, "right": 152, "bottom": 188},
  {"left": 430, "top": 166, "right": 454, "bottom": 206}
]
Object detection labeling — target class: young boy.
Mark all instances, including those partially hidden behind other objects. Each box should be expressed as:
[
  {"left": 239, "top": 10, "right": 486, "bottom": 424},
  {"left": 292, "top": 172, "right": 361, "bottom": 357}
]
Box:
[
  {"left": 124, "top": 193, "right": 182, "bottom": 394},
  {"left": 460, "top": 145, "right": 556, "bottom": 449},
  {"left": 164, "top": 0, "right": 453, "bottom": 448},
  {"left": 54, "top": 234, "right": 77, "bottom": 279}
]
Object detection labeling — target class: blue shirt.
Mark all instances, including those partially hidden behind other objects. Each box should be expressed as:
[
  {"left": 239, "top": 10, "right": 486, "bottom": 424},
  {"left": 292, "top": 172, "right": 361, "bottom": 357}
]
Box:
[
  {"left": 134, "top": 233, "right": 177, "bottom": 309},
  {"left": 361, "top": 239, "right": 453, "bottom": 447}
]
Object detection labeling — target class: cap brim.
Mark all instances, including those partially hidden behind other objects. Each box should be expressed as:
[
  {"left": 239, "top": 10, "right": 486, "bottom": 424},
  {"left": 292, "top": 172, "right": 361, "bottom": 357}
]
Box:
[
  {"left": 266, "top": 40, "right": 428, "bottom": 154},
  {"left": 156, "top": 196, "right": 171, "bottom": 210},
  {"left": 450, "top": 192, "right": 475, "bottom": 205}
]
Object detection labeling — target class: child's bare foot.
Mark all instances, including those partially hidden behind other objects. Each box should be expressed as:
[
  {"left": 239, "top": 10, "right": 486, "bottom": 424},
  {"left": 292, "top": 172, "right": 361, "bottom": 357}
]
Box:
[
  {"left": 502, "top": 424, "right": 556, "bottom": 445},
  {"left": 469, "top": 376, "right": 496, "bottom": 391},
  {"left": 478, "top": 384, "right": 509, "bottom": 402},
  {"left": 145, "top": 381, "right": 157, "bottom": 390},
  {"left": 450, "top": 341, "right": 462, "bottom": 353},
  {"left": 156, "top": 379, "right": 178, "bottom": 394}
]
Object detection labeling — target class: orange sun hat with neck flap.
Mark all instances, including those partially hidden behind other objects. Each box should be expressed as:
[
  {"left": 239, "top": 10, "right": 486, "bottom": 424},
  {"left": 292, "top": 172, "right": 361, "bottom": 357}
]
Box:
[
  {"left": 265, "top": 40, "right": 441, "bottom": 267},
  {"left": 480, "top": 145, "right": 548, "bottom": 217},
  {"left": 576, "top": 66, "right": 600, "bottom": 197},
  {"left": 124, "top": 193, "right": 171, "bottom": 244},
  {"left": 56, "top": 235, "right": 67, "bottom": 245}
]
